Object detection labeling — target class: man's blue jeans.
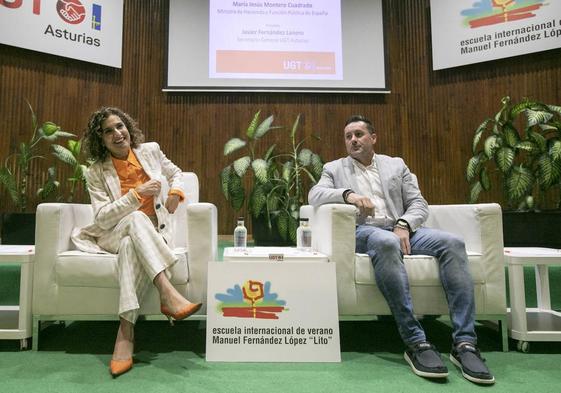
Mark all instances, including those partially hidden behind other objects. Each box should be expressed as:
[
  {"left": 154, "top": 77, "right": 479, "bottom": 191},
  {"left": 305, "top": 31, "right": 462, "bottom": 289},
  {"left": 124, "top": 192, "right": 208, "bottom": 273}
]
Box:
[{"left": 355, "top": 225, "right": 477, "bottom": 346}]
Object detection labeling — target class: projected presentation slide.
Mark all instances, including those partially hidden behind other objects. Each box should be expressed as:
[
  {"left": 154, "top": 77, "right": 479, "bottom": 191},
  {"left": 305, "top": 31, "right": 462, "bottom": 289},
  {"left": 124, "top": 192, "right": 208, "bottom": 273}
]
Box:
[
  {"left": 208, "top": 0, "right": 343, "bottom": 80},
  {"left": 167, "top": 0, "right": 387, "bottom": 93}
]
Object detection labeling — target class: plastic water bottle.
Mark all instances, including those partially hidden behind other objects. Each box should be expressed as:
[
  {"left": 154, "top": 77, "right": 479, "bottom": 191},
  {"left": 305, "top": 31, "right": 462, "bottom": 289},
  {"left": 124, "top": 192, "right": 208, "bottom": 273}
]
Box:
[
  {"left": 233, "top": 217, "right": 247, "bottom": 250},
  {"left": 296, "top": 218, "right": 312, "bottom": 251}
]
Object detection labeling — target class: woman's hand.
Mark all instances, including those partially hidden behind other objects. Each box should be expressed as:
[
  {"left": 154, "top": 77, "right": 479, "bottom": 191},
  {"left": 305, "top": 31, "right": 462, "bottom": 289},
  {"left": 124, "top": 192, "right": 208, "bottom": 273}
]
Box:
[
  {"left": 165, "top": 194, "right": 180, "bottom": 214},
  {"left": 135, "top": 179, "right": 161, "bottom": 197}
]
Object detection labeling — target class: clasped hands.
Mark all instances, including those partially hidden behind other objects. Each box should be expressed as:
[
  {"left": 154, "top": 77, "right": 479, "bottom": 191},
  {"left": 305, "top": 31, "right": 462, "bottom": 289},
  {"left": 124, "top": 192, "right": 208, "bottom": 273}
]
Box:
[
  {"left": 346, "top": 192, "right": 411, "bottom": 255},
  {"left": 135, "top": 179, "right": 180, "bottom": 214}
]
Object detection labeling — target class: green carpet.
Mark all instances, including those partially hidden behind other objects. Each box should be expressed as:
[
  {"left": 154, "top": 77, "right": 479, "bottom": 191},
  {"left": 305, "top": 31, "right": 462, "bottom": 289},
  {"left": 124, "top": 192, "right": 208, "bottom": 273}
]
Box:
[
  {"left": 1, "top": 319, "right": 561, "bottom": 393},
  {"left": 1, "top": 242, "right": 561, "bottom": 392}
]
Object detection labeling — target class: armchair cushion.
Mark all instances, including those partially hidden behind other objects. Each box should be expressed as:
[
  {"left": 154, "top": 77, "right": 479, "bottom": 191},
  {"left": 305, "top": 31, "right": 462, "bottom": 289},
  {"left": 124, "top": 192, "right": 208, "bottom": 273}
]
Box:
[{"left": 55, "top": 248, "right": 188, "bottom": 288}]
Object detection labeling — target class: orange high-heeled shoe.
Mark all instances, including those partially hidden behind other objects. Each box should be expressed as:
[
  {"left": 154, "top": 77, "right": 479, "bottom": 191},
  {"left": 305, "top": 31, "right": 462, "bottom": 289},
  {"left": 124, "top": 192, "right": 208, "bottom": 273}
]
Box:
[
  {"left": 109, "top": 358, "right": 133, "bottom": 377},
  {"left": 161, "top": 302, "right": 202, "bottom": 325}
]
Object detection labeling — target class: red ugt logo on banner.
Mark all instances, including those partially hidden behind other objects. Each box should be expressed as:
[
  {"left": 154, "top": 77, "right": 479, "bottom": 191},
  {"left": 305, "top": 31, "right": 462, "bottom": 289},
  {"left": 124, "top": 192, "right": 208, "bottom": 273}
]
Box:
[{"left": 56, "top": 0, "right": 85, "bottom": 24}]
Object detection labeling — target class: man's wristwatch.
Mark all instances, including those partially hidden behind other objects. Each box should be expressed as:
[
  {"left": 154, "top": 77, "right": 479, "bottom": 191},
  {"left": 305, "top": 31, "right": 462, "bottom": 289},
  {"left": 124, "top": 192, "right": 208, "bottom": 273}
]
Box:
[
  {"left": 394, "top": 219, "right": 410, "bottom": 232},
  {"left": 342, "top": 189, "right": 354, "bottom": 204}
]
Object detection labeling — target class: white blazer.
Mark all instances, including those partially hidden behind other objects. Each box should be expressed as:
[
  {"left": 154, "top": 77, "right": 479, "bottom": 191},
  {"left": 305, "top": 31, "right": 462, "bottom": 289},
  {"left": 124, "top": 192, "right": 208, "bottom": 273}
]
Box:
[{"left": 72, "top": 142, "right": 185, "bottom": 252}]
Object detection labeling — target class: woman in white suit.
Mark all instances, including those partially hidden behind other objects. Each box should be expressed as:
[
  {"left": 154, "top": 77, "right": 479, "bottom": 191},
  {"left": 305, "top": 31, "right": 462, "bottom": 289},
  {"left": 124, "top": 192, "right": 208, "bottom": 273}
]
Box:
[{"left": 74, "top": 107, "right": 201, "bottom": 377}]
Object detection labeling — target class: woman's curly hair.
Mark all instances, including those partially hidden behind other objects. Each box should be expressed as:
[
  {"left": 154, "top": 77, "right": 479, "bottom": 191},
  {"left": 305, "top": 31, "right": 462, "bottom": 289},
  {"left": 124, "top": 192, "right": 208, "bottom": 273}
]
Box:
[{"left": 84, "top": 107, "right": 145, "bottom": 161}]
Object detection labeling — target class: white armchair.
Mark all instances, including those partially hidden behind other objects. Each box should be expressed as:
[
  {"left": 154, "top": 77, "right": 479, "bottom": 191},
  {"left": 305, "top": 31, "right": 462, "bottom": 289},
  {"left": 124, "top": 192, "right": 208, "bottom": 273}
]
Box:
[
  {"left": 32, "top": 173, "right": 217, "bottom": 350},
  {"left": 300, "top": 203, "right": 508, "bottom": 351}
]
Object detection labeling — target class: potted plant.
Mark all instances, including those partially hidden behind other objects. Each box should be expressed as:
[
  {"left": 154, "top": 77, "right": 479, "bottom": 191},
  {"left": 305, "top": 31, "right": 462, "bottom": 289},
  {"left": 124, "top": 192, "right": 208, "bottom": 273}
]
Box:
[
  {"left": 220, "top": 111, "right": 323, "bottom": 245},
  {"left": 0, "top": 101, "right": 75, "bottom": 244},
  {"left": 466, "top": 96, "right": 561, "bottom": 247}
]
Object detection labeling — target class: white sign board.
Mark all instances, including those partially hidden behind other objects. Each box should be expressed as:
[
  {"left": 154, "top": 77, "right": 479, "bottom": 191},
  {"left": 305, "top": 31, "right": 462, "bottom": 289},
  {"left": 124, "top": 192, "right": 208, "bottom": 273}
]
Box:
[
  {"left": 0, "top": 0, "right": 123, "bottom": 68},
  {"left": 206, "top": 261, "right": 340, "bottom": 362},
  {"left": 430, "top": 0, "right": 561, "bottom": 70}
]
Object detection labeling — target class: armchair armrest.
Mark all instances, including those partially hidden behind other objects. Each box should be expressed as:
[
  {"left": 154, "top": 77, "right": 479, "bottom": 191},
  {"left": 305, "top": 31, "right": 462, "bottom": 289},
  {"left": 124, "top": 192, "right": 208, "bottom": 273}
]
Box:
[
  {"left": 34, "top": 203, "right": 93, "bottom": 308},
  {"left": 301, "top": 203, "right": 358, "bottom": 310},
  {"left": 185, "top": 202, "right": 218, "bottom": 307}
]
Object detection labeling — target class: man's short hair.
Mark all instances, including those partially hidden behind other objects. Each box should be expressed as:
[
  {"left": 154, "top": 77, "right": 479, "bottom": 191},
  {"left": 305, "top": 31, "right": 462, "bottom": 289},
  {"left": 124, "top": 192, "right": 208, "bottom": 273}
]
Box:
[{"left": 345, "top": 115, "right": 375, "bottom": 134}]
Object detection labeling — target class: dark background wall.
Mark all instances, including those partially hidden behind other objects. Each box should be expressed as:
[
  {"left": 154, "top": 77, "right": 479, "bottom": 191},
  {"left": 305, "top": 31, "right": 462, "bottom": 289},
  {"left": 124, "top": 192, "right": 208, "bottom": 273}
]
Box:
[{"left": 1, "top": 0, "right": 560, "bottom": 234}]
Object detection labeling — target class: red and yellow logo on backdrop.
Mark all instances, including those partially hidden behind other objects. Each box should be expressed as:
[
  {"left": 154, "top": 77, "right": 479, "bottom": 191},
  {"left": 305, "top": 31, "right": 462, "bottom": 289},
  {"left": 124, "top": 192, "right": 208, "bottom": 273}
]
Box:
[
  {"left": 461, "top": 0, "right": 545, "bottom": 28},
  {"left": 215, "top": 280, "right": 287, "bottom": 319}
]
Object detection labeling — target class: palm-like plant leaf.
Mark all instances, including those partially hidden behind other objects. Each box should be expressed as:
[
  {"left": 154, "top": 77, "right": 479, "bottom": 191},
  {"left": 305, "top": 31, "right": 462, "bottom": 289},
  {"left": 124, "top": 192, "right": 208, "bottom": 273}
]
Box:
[
  {"left": 515, "top": 141, "right": 537, "bottom": 152},
  {"left": 526, "top": 109, "right": 553, "bottom": 127},
  {"left": 495, "top": 147, "right": 515, "bottom": 173},
  {"left": 507, "top": 166, "right": 533, "bottom": 201},
  {"left": 250, "top": 185, "right": 267, "bottom": 217},
  {"left": 233, "top": 156, "right": 251, "bottom": 177},
  {"left": 550, "top": 139, "right": 561, "bottom": 161},
  {"left": 503, "top": 123, "right": 520, "bottom": 147},
  {"left": 547, "top": 104, "right": 561, "bottom": 115},
  {"left": 469, "top": 181, "right": 483, "bottom": 203},
  {"left": 298, "top": 148, "right": 313, "bottom": 166},
  {"left": 252, "top": 159, "right": 268, "bottom": 183},
  {"left": 220, "top": 166, "right": 232, "bottom": 199},
  {"left": 52, "top": 144, "right": 77, "bottom": 166},
  {"left": 483, "top": 135, "right": 501, "bottom": 158},
  {"left": 290, "top": 114, "right": 301, "bottom": 139},
  {"left": 68, "top": 139, "right": 81, "bottom": 157},
  {"left": 310, "top": 154, "right": 323, "bottom": 179},
  {"left": 254, "top": 114, "right": 275, "bottom": 139},
  {"left": 472, "top": 118, "right": 491, "bottom": 154},
  {"left": 537, "top": 154, "right": 561, "bottom": 188},
  {"left": 40, "top": 129, "right": 76, "bottom": 141},
  {"left": 480, "top": 167, "right": 491, "bottom": 191},
  {"left": 224, "top": 138, "right": 247, "bottom": 156},
  {"left": 276, "top": 211, "right": 289, "bottom": 241},
  {"left": 528, "top": 129, "right": 547, "bottom": 153},
  {"left": 245, "top": 110, "right": 261, "bottom": 139},
  {"left": 288, "top": 216, "right": 298, "bottom": 243},
  {"left": 282, "top": 161, "right": 294, "bottom": 182},
  {"left": 228, "top": 174, "right": 245, "bottom": 210},
  {"left": 511, "top": 99, "right": 533, "bottom": 116},
  {"left": 466, "top": 154, "right": 483, "bottom": 182}
]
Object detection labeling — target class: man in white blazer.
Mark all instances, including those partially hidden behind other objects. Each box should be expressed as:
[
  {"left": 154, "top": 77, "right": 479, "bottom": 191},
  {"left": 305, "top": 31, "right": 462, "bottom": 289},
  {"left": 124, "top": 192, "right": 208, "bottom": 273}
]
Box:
[
  {"left": 308, "top": 115, "right": 494, "bottom": 385},
  {"left": 72, "top": 107, "right": 201, "bottom": 377}
]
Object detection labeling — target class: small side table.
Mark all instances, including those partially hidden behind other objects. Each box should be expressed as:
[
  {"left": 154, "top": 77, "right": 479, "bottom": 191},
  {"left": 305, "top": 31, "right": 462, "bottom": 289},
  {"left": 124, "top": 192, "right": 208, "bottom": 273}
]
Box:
[
  {"left": 0, "top": 245, "right": 34, "bottom": 349},
  {"left": 504, "top": 247, "right": 561, "bottom": 352}
]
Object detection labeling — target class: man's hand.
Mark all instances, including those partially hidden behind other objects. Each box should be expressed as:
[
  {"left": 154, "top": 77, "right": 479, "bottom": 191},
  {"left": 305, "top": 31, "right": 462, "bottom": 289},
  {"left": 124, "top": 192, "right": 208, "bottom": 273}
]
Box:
[
  {"left": 393, "top": 226, "right": 411, "bottom": 255},
  {"left": 135, "top": 179, "right": 161, "bottom": 197},
  {"left": 165, "top": 194, "right": 180, "bottom": 214},
  {"left": 346, "top": 192, "right": 375, "bottom": 218}
]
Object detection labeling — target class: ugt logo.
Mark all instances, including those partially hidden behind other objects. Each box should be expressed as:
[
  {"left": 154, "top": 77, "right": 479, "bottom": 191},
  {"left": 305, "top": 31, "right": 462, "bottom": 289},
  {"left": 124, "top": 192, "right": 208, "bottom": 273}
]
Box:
[
  {"left": 215, "top": 280, "right": 287, "bottom": 319},
  {"left": 461, "top": 0, "right": 545, "bottom": 29},
  {"left": 0, "top": 0, "right": 102, "bottom": 30},
  {"left": 56, "top": 0, "right": 85, "bottom": 24}
]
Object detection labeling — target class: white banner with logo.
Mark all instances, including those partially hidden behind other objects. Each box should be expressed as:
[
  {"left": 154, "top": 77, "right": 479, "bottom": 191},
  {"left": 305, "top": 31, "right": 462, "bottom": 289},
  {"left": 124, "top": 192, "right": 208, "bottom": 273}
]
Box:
[
  {"left": 206, "top": 261, "right": 341, "bottom": 362},
  {"left": 430, "top": 0, "right": 561, "bottom": 70},
  {"left": 0, "top": 0, "right": 123, "bottom": 68}
]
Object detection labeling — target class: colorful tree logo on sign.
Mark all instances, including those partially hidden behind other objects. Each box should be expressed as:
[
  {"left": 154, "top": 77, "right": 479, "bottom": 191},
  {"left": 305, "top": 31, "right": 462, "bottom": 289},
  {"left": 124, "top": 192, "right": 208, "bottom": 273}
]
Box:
[
  {"left": 215, "top": 280, "right": 287, "bottom": 319},
  {"left": 461, "top": 0, "right": 545, "bottom": 28}
]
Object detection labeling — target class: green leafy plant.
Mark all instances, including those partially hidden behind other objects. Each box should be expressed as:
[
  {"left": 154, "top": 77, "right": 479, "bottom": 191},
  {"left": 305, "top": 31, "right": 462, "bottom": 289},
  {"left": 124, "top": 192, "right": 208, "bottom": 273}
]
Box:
[
  {"left": 50, "top": 139, "right": 91, "bottom": 202},
  {"left": 0, "top": 102, "right": 75, "bottom": 211},
  {"left": 467, "top": 96, "right": 561, "bottom": 211},
  {"left": 220, "top": 111, "right": 323, "bottom": 243}
]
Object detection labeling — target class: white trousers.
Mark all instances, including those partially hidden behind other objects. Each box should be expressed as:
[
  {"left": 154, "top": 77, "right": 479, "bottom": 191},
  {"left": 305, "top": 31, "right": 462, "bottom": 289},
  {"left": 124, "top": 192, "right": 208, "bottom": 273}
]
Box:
[{"left": 97, "top": 211, "right": 178, "bottom": 323}]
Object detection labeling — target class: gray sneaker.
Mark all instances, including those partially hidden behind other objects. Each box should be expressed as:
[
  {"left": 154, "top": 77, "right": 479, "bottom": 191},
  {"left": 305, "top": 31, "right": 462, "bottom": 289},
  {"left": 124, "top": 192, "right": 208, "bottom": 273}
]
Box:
[
  {"left": 404, "top": 342, "right": 449, "bottom": 379},
  {"left": 450, "top": 342, "right": 495, "bottom": 385}
]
